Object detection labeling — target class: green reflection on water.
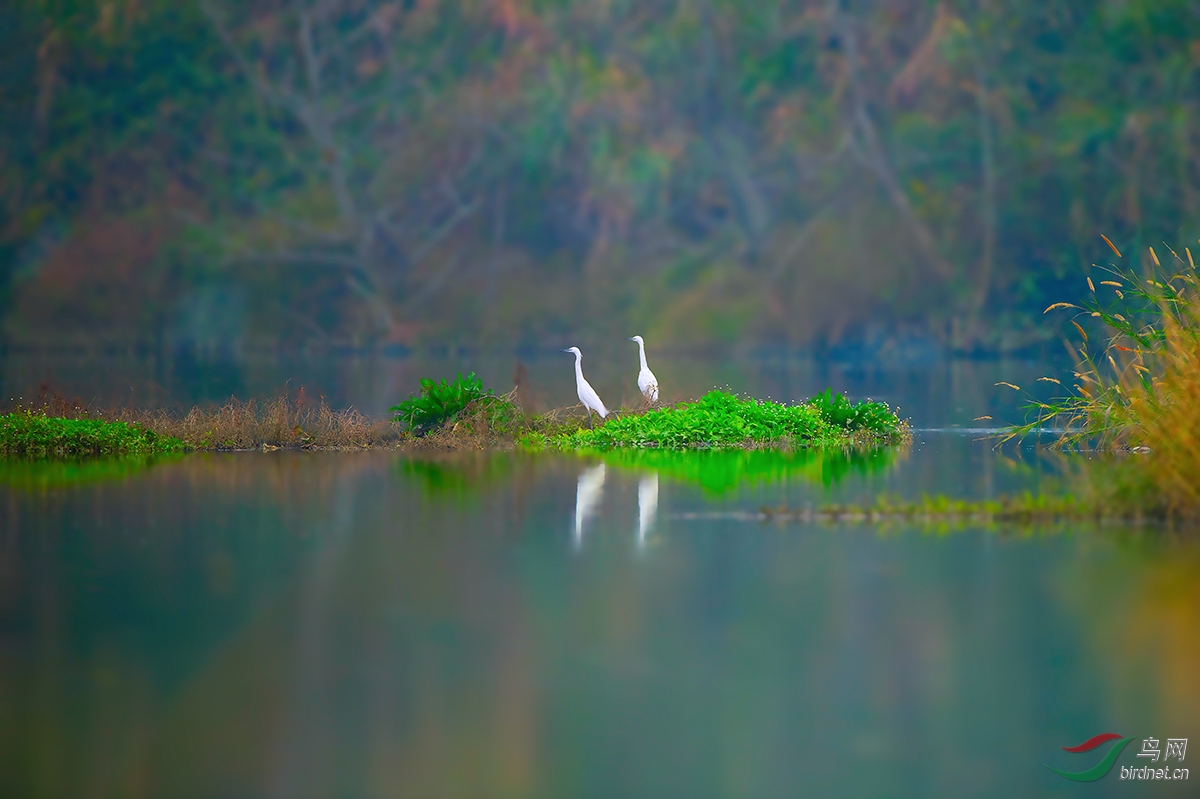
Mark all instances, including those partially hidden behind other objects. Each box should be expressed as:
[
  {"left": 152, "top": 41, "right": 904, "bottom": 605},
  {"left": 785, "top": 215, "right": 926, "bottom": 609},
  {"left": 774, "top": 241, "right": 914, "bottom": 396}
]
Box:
[
  {"left": 588, "top": 445, "right": 903, "bottom": 493},
  {"left": 398, "top": 446, "right": 903, "bottom": 498},
  {"left": 397, "top": 453, "right": 515, "bottom": 497},
  {"left": 0, "top": 453, "right": 184, "bottom": 490}
]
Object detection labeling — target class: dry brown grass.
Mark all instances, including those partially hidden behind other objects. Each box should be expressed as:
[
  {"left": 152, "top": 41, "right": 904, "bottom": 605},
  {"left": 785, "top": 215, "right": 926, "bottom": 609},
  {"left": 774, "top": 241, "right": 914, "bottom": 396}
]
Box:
[
  {"left": 1027, "top": 239, "right": 1200, "bottom": 517},
  {"left": 400, "top": 393, "right": 591, "bottom": 452},
  {"left": 401, "top": 400, "right": 514, "bottom": 453},
  {"left": 136, "top": 397, "right": 396, "bottom": 450},
  {"left": 1124, "top": 259, "right": 1200, "bottom": 511},
  {"left": 12, "top": 386, "right": 398, "bottom": 450}
]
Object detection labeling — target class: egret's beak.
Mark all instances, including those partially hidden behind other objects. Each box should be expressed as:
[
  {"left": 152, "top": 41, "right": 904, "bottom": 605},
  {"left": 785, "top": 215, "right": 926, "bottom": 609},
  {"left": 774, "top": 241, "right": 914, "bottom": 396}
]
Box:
[
  {"left": 561, "top": 348, "right": 571, "bottom": 352},
  {"left": 628, "top": 337, "right": 636, "bottom": 341}
]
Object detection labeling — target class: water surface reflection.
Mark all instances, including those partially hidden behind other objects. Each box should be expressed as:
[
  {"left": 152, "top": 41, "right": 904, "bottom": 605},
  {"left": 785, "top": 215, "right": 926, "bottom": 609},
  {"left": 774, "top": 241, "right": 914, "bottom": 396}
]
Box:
[
  {"left": 638, "top": 473, "right": 658, "bottom": 549},
  {"left": 574, "top": 463, "right": 607, "bottom": 549},
  {"left": 0, "top": 445, "right": 1196, "bottom": 798}
]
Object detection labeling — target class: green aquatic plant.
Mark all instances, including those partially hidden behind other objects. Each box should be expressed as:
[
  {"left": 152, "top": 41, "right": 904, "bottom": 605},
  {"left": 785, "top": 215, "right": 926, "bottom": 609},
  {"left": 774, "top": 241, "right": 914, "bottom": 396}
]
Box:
[
  {"left": 558, "top": 390, "right": 903, "bottom": 450},
  {"left": 0, "top": 412, "right": 184, "bottom": 458},
  {"left": 806, "top": 389, "right": 900, "bottom": 435},
  {"left": 390, "top": 372, "right": 503, "bottom": 434}
]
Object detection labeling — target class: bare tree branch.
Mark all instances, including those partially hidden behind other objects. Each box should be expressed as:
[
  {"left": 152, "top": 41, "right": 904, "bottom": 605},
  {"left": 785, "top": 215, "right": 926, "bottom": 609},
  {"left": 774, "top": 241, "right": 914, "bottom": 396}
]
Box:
[
  {"left": 294, "top": 2, "right": 323, "bottom": 99},
  {"left": 969, "top": 27, "right": 998, "bottom": 315},
  {"left": 226, "top": 251, "right": 362, "bottom": 269},
  {"left": 199, "top": 1, "right": 281, "bottom": 106},
  {"left": 409, "top": 198, "right": 479, "bottom": 266},
  {"left": 835, "top": 4, "right": 956, "bottom": 280}
]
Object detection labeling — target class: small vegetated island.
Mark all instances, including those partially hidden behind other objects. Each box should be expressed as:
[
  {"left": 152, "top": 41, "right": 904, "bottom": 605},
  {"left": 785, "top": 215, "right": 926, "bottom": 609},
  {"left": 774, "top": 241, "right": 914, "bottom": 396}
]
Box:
[
  {"left": 554, "top": 389, "right": 904, "bottom": 450},
  {"left": 391, "top": 373, "right": 907, "bottom": 451},
  {"left": 0, "top": 374, "right": 904, "bottom": 461}
]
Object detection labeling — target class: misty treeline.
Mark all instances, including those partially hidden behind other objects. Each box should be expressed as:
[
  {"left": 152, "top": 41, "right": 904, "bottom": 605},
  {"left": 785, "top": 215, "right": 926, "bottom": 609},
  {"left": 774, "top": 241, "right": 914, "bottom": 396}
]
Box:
[{"left": 2, "top": 0, "right": 1198, "bottom": 352}]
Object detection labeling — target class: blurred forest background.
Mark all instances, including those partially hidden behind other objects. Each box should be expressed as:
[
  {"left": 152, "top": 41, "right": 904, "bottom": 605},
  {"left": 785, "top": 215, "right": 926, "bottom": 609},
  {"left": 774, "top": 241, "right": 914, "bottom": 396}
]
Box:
[{"left": 2, "top": 0, "right": 1199, "bottom": 356}]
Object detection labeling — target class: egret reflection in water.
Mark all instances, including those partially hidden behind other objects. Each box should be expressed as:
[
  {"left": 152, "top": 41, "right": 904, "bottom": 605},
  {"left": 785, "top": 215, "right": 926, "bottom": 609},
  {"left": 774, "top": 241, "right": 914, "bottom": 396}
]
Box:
[
  {"left": 574, "top": 462, "right": 607, "bottom": 547},
  {"left": 637, "top": 472, "right": 659, "bottom": 547}
]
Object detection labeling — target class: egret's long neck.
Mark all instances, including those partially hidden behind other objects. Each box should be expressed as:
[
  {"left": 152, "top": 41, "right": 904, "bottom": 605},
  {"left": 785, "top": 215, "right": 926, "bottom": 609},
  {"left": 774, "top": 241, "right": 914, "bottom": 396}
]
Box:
[
  {"left": 574, "top": 353, "right": 585, "bottom": 383},
  {"left": 637, "top": 341, "right": 649, "bottom": 372}
]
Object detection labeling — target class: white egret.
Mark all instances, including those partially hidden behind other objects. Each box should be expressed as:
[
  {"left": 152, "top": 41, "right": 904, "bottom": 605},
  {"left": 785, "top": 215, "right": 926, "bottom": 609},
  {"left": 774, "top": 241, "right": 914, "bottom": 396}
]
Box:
[
  {"left": 628, "top": 335, "right": 659, "bottom": 404},
  {"left": 637, "top": 472, "right": 658, "bottom": 547},
  {"left": 562, "top": 346, "right": 608, "bottom": 428},
  {"left": 574, "top": 463, "right": 606, "bottom": 547}
]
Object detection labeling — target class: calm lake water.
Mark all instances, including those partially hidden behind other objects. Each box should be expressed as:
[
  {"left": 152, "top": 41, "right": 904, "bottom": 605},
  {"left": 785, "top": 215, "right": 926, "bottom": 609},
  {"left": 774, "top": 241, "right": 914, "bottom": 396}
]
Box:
[{"left": 1, "top": 355, "right": 1198, "bottom": 797}]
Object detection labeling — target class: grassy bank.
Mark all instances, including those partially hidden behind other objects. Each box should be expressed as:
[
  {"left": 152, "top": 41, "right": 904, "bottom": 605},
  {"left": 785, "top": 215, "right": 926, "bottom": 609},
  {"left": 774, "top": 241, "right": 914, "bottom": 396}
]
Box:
[
  {"left": 0, "top": 413, "right": 183, "bottom": 458},
  {"left": 2, "top": 376, "right": 903, "bottom": 459},
  {"left": 3, "top": 390, "right": 396, "bottom": 454}
]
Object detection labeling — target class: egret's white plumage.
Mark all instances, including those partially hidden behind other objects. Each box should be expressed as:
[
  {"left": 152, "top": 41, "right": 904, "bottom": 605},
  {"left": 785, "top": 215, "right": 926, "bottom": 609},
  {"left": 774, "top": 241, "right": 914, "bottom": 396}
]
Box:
[
  {"left": 629, "top": 336, "right": 659, "bottom": 403},
  {"left": 562, "top": 346, "right": 608, "bottom": 427},
  {"left": 574, "top": 463, "right": 606, "bottom": 547}
]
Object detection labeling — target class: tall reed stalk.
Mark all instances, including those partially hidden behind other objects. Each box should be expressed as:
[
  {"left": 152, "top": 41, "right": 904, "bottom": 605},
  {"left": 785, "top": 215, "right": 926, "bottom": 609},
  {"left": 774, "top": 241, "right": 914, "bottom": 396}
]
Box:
[{"left": 1006, "top": 236, "right": 1200, "bottom": 513}]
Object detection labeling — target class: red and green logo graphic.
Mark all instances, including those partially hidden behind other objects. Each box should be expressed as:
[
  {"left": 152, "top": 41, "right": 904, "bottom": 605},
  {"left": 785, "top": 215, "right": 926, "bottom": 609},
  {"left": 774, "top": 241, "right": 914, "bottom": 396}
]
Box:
[{"left": 1046, "top": 733, "right": 1136, "bottom": 782}]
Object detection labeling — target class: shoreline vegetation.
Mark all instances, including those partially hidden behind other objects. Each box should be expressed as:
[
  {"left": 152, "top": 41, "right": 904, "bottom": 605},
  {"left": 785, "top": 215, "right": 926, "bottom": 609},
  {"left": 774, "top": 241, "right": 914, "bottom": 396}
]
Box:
[
  {"left": 0, "top": 379, "right": 907, "bottom": 458},
  {"left": 0, "top": 391, "right": 392, "bottom": 457},
  {"left": 0, "top": 413, "right": 184, "bottom": 458},
  {"left": 1000, "top": 236, "right": 1200, "bottom": 521}
]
